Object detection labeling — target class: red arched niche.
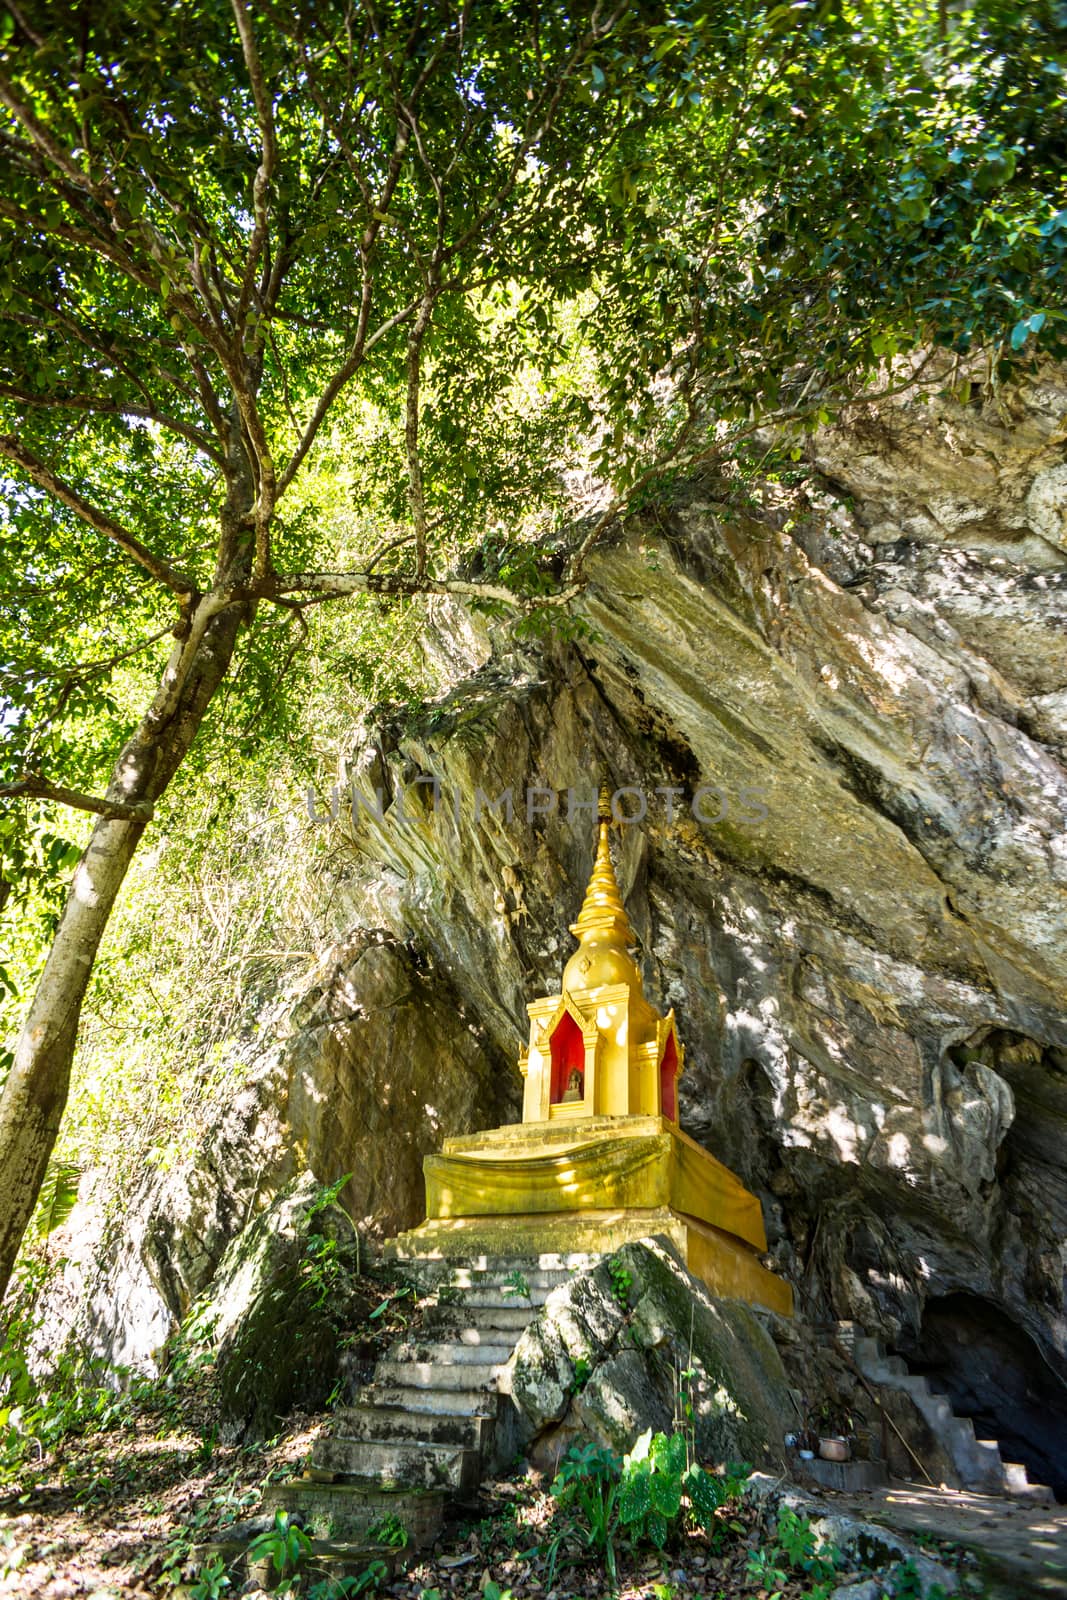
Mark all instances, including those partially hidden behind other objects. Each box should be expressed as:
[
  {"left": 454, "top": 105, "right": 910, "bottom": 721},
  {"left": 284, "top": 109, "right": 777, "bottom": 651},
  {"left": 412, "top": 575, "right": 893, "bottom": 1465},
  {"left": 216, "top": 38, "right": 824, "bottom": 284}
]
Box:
[
  {"left": 549, "top": 1010, "right": 585, "bottom": 1104},
  {"left": 659, "top": 1034, "right": 678, "bottom": 1121}
]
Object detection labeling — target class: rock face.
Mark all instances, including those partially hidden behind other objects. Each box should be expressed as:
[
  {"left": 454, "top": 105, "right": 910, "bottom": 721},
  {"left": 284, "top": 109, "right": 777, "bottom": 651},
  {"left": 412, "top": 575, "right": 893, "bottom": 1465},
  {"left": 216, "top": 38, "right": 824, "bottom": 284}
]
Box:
[
  {"left": 505, "top": 1239, "right": 792, "bottom": 1473},
  {"left": 323, "top": 365, "right": 1067, "bottom": 1481},
  {"left": 200, "top": 1174, "right": 369, "bottom": 1440},
  {"left": 43, "top": 935, "right": 511, "bottom": 1375},
  {"left": 49, "top": 366, "right": 1067, "bottom": 1488}
]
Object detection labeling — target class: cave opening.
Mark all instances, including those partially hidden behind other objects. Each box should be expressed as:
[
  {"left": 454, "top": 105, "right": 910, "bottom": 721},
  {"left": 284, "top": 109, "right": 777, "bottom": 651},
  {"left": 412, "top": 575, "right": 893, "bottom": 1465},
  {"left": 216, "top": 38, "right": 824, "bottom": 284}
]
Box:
[{"left": 900, "top": 1291, "right": 1067, "bottom": 1501}]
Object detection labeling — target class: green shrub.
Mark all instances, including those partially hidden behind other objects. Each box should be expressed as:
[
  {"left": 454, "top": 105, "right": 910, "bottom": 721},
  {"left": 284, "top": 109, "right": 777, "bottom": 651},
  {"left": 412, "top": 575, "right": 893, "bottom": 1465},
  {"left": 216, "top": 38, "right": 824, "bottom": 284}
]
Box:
[
  {"left": 746, "top": 1505, "right": 843, "bottom": 1599},
  {"left": 548, "top": 1440, "right": 623, "bottom": 1585}
]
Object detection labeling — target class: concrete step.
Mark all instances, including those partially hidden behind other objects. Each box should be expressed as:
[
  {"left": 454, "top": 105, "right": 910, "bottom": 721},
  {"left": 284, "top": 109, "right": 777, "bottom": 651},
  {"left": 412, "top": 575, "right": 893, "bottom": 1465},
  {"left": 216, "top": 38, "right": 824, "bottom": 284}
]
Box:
[
  {"left": 310, "top": 1435, "right": 477, "bottom": 1493},
  {"left": 450, "top": 1286, "right": 554, "bottom": 1310},
  {"left": 402, "top": 1252, "right": 603, "bottom": 1277},
  {"left": 438, "top": 1266, "right": 571, "bottom": 1290},
  {"left": 963, "top": 1435, "right": 1008, "bottom": 1494},
  {"left": 1002, "top": 1463, "right": 1056, "bottom": 1503},
  {"left": 374, "top": 1358, "right": 504, "bottom": 1391},
  {"left": 368, "top": 1383, "right": 500, "bottom": 1416},
  {"left": 390, "top": 1340, "right": 514, "bottom": 1367},
  {"left": 329, "top": 1405, "right": 493, "bottom": 1451},
  {"left": 425, "top": 1305, "right": 534, "bottom": 1336}
]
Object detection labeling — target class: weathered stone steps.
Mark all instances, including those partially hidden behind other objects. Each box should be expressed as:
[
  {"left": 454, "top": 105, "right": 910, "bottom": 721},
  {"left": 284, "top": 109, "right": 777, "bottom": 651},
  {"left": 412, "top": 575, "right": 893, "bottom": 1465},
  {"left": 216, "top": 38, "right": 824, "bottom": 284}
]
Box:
[
  {"left": 329, "top": 1404, "right": 493, "bottom": 1449},
  {"left": 841, "top": 1325, "right": 1055, "bottom": 1503},
  {"left": 367, "top": 1381, "right": 498, "bottom": 1416},
  {"left": 426, "top": 1303, "right": 533, "bottom": 1333},
  {"left": 265, "top": 1250, "right": 605, "bottom": 1548},
  {"left": 389, "top": 1339, "right": 515, "bottom": 1366},
  {"left": 375, "top": 1357, "right": 507, "bottom": 1390},
  {"left": 311, "top": 1435, "right": 478, "bottom": 1493}
]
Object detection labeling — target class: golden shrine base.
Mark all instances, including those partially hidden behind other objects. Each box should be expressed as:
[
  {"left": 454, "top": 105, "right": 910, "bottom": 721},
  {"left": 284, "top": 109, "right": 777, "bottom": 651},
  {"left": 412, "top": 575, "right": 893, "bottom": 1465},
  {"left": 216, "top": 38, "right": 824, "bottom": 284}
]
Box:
[{"left": 388, "top": 1115, "right": 793, "bottom": 1318}]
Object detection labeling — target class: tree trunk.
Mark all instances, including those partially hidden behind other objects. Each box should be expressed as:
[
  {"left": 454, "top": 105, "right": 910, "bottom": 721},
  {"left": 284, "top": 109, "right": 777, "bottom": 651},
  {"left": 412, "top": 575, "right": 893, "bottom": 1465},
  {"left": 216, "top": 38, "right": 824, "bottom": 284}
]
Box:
[{"left": 0, "top": 580, "right": 249, "bottom": 1306}]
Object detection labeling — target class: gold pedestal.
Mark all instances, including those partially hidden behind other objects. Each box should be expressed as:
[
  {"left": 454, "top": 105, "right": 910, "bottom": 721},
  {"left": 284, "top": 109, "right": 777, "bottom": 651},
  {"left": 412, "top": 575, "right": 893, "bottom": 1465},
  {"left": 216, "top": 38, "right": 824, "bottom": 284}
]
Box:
[{"left": 391, "top": 1115, "right": 793, "bottom": 1317}]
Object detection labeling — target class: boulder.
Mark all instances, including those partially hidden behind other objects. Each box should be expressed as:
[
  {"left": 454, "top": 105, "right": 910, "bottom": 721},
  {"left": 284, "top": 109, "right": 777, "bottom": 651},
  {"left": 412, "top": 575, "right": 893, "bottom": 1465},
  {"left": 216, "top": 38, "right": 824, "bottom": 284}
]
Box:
[
  {"left": 505, "top": 1237, "right": 792, "bottom": 1473},
  {"left": 192, "top": 1173, "right": 370, "bottom": 1440}
]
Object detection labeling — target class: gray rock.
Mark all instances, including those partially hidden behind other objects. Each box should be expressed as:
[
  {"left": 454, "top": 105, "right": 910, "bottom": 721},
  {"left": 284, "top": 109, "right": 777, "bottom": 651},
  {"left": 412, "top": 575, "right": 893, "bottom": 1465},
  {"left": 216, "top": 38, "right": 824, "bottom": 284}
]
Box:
[
  {"left": 506, "top": 1237, "right": 792, "bottom": 1471},
  {"left": 41, "top": 363, "right": 1067, "bottom": 1453},
  {"left": 197, "top": 1173, "right": 371, "bottom": 1440}
]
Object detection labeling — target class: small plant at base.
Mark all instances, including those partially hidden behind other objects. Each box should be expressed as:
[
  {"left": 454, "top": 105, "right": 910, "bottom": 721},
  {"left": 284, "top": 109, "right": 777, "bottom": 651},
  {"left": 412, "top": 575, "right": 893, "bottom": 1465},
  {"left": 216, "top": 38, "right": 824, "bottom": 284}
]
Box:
[
  {"left": 308, "top": 1558, "right": 389, "bottom": 1598},
  {"left": 607, "top": 1260, "right": 633, "bottom": 1308},
  {"left": 366, "top": 1511, "right": 408, "bottom": 1548},
  {"left": 887, "top": 1556, "right": 949, "bottom": 1600},
  {"left": 247, "top": 1510, "right": 313, "bottom": 1585},
  {"left": 619, "top": 1428, "right": 686, "bottom": 1549},
  {"left": 187, "top": 1554, "right": 231, "bottom": 1600},
  {"left": 501, "top": 1269, "right": 531, "bottom": 1301},
  {"left": 683, "top": 1459, "right": 750, "bottom": 1545},
  {"left": 746, "top": 1542, "right": 789, "bottom": 1596},
  {"left": 547, "top": 1439, "right": 623, "bottom": 1586},
  {"left": 747, "top": 1506, "right": 843, "bottom": 1598}
]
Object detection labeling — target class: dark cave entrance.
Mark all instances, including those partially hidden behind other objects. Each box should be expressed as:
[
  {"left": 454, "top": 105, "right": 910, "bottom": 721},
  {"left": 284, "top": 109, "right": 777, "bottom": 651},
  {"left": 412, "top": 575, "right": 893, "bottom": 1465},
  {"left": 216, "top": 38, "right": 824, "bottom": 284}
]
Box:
[{"left": 900, "top": 1292, "right": 1067, "bottom": 1501}]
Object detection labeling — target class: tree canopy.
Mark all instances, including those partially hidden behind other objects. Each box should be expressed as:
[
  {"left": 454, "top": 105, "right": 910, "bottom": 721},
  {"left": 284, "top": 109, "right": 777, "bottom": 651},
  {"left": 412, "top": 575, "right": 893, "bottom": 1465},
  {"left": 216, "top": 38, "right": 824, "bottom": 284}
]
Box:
[{"left": 0, "top": 0, "right": 1064, "bottom": 1301}]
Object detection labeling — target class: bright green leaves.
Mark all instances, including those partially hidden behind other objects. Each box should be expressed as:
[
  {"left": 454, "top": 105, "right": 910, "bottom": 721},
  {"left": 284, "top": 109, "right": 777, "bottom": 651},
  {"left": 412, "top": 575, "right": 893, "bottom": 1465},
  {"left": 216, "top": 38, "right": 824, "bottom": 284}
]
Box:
[
  {"left": 618, "top": 1429, "right": 688, "bottom": 1547},
  {"left": 31, "top": 1159, "right": 81, "bottom": 1240},
  {"left": 1012, "top": 311, "right": 1049, "bottom": 350}
]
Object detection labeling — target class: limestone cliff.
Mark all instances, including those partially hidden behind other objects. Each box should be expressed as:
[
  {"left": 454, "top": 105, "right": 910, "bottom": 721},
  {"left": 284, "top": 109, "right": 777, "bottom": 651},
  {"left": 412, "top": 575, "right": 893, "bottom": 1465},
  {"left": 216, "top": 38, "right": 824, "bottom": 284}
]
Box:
[
  {"left": 332, "top": 368, "right": 1066, "bottom": 1378},
  {"left": 44, "top": 366, "right": 1067, "bottom": 1476}
]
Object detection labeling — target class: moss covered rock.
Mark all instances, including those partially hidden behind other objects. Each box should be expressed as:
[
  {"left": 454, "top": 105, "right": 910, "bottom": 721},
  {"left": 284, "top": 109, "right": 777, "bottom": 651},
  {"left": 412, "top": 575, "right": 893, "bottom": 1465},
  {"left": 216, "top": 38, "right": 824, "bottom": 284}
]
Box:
[
  {"left": 193, "top": 1173, "right": 370, "bottom": 1440},
  {"left": 505, "top": 1237, "right": 791, "bottom": 1472}
]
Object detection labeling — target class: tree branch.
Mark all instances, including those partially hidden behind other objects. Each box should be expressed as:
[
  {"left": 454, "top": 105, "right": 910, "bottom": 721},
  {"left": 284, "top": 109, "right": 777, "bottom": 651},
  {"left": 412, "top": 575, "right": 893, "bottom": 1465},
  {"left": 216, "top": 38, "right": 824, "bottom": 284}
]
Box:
[
  {"left": 0, "top": 386, "right": 223, "bottom": 463},
  {"left": 276, "top": 289, "right": 422, "bottom": 494},
  {"left": 0, "top": 435, "right": 199, "bottom": 595},
  {"left": 0, "top": 776, "right": 154, "bottom": 822},
  {"left": 230, "top": 0, "right": 278, "bottom": 329},
  {"left": 270, "top": 569, "right": 579, "bottom": 609}
]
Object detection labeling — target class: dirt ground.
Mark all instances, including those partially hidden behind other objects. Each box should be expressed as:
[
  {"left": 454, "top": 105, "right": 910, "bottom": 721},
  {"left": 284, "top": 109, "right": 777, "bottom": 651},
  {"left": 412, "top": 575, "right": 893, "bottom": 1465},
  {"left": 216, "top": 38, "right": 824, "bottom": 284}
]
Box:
[
  {"left": 827, "top": 1481, "right": 1067, "bottom": 1599},
  {"left": 0, "top": 1401, "right": 1056, "bottom": 1600}
]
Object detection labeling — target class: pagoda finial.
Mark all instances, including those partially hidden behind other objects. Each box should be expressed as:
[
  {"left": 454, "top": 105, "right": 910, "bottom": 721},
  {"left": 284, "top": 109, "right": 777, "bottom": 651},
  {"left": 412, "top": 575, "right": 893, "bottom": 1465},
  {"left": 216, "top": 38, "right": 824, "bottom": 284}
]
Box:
[{"left": 561, "top": 783, "right": 644, "bottom": 998}]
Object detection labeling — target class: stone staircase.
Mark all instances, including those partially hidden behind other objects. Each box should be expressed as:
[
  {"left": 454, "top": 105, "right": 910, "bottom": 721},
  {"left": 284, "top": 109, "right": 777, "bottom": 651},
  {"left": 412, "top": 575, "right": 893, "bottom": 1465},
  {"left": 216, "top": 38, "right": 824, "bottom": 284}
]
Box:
[
  {"left": 840, "top": 1325, "right": 1054, "bottom": 1503},
  {"left": 265, "top": 1253, "right": 601, "bottom": 1546}
]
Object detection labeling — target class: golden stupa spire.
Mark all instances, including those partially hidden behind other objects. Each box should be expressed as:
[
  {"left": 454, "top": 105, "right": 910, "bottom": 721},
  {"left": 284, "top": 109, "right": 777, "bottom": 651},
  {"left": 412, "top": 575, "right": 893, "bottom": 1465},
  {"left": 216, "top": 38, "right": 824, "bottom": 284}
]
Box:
[
  {"left": 569, "top": 785, "right": 636, "bottom": 948},
  {"left": 562, "top": 784, "right": 646, "bottom": 1001}
]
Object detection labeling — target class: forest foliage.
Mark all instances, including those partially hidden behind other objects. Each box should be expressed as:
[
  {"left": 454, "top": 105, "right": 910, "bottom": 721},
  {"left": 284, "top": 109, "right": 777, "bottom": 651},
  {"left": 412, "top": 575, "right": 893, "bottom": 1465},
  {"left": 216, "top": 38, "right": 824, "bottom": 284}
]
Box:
[{"left": 0, "top": 0, "right": 1064, "bottom": 1289}]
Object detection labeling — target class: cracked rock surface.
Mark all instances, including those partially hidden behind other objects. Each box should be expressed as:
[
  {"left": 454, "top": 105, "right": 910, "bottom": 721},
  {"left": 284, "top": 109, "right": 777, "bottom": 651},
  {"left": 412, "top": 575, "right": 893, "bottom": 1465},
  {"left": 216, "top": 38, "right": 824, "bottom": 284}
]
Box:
[{"left": 51, "top": 368, "right": 1067, "bottom": 1431}]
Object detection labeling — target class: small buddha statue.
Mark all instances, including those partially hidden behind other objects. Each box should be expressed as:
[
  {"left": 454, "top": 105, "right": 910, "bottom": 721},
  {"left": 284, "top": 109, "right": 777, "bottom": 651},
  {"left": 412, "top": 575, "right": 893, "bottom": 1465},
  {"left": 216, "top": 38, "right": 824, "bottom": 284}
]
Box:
[{"left": 561, "top": 1067, "right": 583, "bottom": 1103}]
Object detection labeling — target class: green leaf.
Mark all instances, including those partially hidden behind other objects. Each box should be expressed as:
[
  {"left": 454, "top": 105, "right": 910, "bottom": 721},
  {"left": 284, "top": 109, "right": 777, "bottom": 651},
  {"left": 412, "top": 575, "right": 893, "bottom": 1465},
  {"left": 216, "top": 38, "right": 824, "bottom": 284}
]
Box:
[
  {"left": 650, "top": 1471, "right": 682, "bottom": 1518},
  {"left": 618, "top": 1461, "right": 652, "bottom": 1525},
  {"left": 32, "top": 1159, "right": 81, "bottom": 1238}
]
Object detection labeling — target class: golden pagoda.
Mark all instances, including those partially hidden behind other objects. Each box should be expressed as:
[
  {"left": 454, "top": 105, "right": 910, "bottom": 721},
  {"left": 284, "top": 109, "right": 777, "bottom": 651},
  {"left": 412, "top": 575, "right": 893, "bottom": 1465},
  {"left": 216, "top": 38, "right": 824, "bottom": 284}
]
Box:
[{"left": 393, "top": 792, "right": 792, "bottom": 1316}]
